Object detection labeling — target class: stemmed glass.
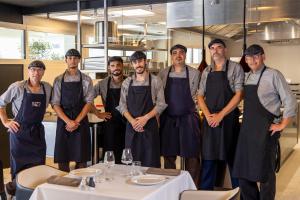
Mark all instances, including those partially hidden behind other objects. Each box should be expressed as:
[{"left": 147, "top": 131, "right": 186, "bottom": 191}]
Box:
[
  {"left": 104, "top": 151, "right": 115, "bottom": 180},
  {"left": 121, "top": 148, "right": 133, "bottom": 176}
]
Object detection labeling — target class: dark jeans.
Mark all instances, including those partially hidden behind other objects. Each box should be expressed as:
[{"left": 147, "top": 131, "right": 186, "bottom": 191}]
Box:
[
  {"left": 200, "top": 160, "right": 239, "bottom": 190},
  {"left": 164, "top": 156, "right": 200, "bottom": 187}
]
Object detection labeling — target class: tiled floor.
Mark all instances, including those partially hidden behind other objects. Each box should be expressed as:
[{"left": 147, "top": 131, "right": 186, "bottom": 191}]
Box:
[{"left": 3, "top": 147, "right": 300, "bottom": 199}]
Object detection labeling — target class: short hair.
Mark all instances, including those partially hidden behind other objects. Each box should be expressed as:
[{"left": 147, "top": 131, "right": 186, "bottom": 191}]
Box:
[
  {"left": 108, "top": 56, "right": 123, "bottom": 66},
  {"left": 170, "top": 44, "right": 187, "bottom": 55},
  {"left": 244, "top": 44, "right": 265, "bottom": 56},
  {"left": 130, "top": 51, "right": 146, "bottom": 62},
  {"left": 208, "top": 38, "right": 226, "bottom": 49},
  {"left": 65, "top": 49, "right": 81, "bottom": 59},
  {"left": 28, "top": 60, "right": 45, "bottom": 70}
]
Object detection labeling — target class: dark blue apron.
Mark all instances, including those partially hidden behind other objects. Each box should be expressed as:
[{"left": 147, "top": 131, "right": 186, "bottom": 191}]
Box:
[
  {"left": 233, "top": 67, "right": 280, "bottom": 182},
  {"left": 201, "top": 61, "right": 240, "bottom": 165},
  {"left": 102, "top": 77, "right": 126, "bottom": 164},
  {"left": 125, "top": 74, "right": 160, "bottom": 167},
  {"left": 54, "top": 72, "right": 91, "bottom": 163},
  {"left": 10, "top": 82, "right": 46, "bottom": 178},
  {"left": 160, "top": 66, "right": 201, "bottom": 158}
]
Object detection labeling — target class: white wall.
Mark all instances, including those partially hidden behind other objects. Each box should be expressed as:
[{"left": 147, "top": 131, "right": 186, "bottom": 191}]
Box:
[{"left": 226, "top": 35, "right": 300, "bottom": 83}]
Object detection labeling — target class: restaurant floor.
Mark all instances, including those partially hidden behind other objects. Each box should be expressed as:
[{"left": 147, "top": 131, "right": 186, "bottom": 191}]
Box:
[{"left": 3, "top": 145, "right": 300, "bottom": 200}]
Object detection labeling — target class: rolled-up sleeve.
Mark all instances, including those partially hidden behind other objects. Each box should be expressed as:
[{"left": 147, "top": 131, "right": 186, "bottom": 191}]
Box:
[
  {"left": 233, "top": 63, "right": 244, "bottom": 92},
  {"left": 83, "top": 77, "right": 94, "bottom": 104},
  {"left": 191, "top": 70, "right": 200, "bottom": 99},
  {"left": 51, "top": 77, "right": 61, "bottom": 106},
  {"left": 0, "top": 83, "right": 17, "bottom": 108},
  {"left": 198, "top": 69, "right": 208, "bottom": 96},
  {"left": 275, "top": 71, "right": 297, "bottom": 118},
  {"left": 117, "top": 78, "right": 130, "bottom": 115},
  {"left": 93, "top": 81, "right": 101, "bottom": 98},
  {"left": 153, "top": 77, "right": 167, "bottom": 115}
]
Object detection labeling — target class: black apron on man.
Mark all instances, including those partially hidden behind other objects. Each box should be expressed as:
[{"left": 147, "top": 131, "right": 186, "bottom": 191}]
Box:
[
  {"left": 102, "top": 77, "right": 126, "bottom": 164},
  {"left": 160, "top": 67, "right": 200, "bottom": 158},
  {"left": 54, "top": 72, "right": 91, "bottom": 163},
  {"left": 201, "top": 61, "right": 240, "bottom": 189},
  {"left": 233, "top": 67, "right": 280, "bottom": 200},
  {"left": 10, "top": 82, "right": 47, "bottom": 179},
  {"left": 125, "top": 74, "right": 160, "bottom": 167}
]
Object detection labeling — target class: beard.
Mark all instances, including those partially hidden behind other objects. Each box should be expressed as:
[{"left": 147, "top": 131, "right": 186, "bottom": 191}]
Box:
[
  {"left": 135, "top": 66, "right": 145, "bottom": 74},
  {"left": 112, "top": 70, "right": 122, "bottom": 76}
]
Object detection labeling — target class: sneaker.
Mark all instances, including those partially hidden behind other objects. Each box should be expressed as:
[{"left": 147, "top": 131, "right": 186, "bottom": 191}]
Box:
[{"left": 5, "top": 182, "right": 15, "bottom": 196}]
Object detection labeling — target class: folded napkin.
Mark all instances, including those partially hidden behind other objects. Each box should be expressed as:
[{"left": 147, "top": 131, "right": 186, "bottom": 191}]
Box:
[
  {"left": 145, "top": 168, "right": 181, "bottom": 176},
  {"left": 47, "top": 175, "right": 81, "bottom": 187}
]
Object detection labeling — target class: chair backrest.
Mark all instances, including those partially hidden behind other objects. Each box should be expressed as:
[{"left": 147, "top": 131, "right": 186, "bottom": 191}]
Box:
[
  {"left": 180, "top": 187, "right": 240, "bottom": 200},
  {"left": 16, "top": 165, "right": 67, "bottom": 190}
]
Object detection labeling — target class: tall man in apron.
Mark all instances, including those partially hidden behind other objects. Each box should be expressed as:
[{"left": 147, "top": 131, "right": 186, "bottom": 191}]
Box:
[
  {"left": 92, "top": 56, "right": 126, "bottom": 163},
  {"left": 52, "top": 49, "right": 94, "bottom": 172},
  {"left": 233, "top": 44, "right": 297, "bottom": 200},
  {"left": 158, "top": 44, "right": 201, "bottom": 184},
  {"left": 0, "top": 61, "right": 52, "bottom": 195},
  {"left": 118, "top": 51, "right": 167, "bottom": 167},
  {"left": 198, "top": 39, "right": 244, "bottom": 190}
]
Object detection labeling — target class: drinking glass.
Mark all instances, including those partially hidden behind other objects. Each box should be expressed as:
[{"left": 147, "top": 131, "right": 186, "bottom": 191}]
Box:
[
  {"left": 121, "top": 148, "right": 133, "bottom": 176},
  {"left": 104, "top": 151, "right": 115, "bottom": 181}
]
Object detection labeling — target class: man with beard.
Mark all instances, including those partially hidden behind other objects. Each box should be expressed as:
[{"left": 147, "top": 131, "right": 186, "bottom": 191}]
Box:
[
  {"left": 92, "top": 56, "right": 126, "bottom": 163},
  {"left": 51, "top": 49, "right": 94, "bottom": 172},
  {"left": 0, "top": 61, "right": 52, "bottom": 196},
  {"left": 118, "top": 51, "right": 167, "bottom": 167},
  {"left": 158, "top": 44, "right": 201, "bottom": 185},
  {"left": 233, "top": 45, "right": 297, "bottom": 200},
  {"left": 198, "top": 39, "right": 244, "bottom": 190}
]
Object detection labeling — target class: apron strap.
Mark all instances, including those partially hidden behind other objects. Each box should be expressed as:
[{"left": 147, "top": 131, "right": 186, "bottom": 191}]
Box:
[{"left": 106, "top": 76, "right": 112, "bottom": 101}]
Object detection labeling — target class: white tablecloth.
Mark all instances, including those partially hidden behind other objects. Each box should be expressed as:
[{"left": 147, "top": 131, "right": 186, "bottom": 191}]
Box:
[{"left": 29, "top": 164, "right": 196, "bottom": 200}]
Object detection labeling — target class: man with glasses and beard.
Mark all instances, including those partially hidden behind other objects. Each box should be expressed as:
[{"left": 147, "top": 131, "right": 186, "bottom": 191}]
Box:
[
  {"left": 92, "top": 56, "right": 126, "bottom": 163},
  {"left": 118, "top": 51, "right": 167, "bottom": 167},
  {"left": 51, "top": 49, "right": 94, "bottom": 172},
  {"left": 0, "top": 61, "right": 52, "bottom": 196}
]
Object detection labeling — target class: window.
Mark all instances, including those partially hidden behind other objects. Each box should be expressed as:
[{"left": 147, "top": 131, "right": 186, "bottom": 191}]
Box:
[
  {"left": 28, "top": 31, "right": 75, "bottom": 60},
  {"left": 193, "top": 48, "right": 202, "bottom": 64},
  {"left": 0, "top": 27, "right": 24, "bottom": 59},
  {"left": 88, "top": 49, "right": 123, "bottom": 57},
  {"left": 186, "top": 48, "right": 192, "bottom": 64}
]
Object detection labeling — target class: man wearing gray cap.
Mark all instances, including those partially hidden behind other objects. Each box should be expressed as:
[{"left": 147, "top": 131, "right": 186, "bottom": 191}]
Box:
[
  {"left": 198, "top": 38, "right": 244, "bottom": 190},
  {"left": 118, "top": 51, "right": 167, "bottom": 167},
  {"left": 51, "top": 49, "right": 94, "bottom": 172},
  {"left": 233, "top": 44, "right": 297, "bottom": 200},
  {"left": 0, "top": 60, "right": 52, "bottom": 195}
]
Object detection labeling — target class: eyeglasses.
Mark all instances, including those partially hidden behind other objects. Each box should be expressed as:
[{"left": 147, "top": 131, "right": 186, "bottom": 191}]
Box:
[{"left": 245, "top": 54, "right": 262, "bottom": 61}]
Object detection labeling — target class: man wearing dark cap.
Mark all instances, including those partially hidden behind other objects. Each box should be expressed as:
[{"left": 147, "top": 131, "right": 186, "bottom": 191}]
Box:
[
  {"left": 118, "top": 51, "right": 167, "bottom": 167},
  {"left": 51, "top": 49, "right": 94, "bottom": 172},
  {"left": 92, "top": 56, "right": 126, "bottom": 163},
  {"left": 158, "top": 44, "right": 201, "bottom": 184},
  {"left": 233, "top": 44, "right": 297, "bottom": 200},
  {"left": 198, "top": 38, "right": 244, "bottom": 190},
  {"left": 0, "top": 60, "right": 52, "bottom": 195}
]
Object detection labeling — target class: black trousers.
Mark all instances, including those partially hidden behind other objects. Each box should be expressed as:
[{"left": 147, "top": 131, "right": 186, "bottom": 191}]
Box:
[
  {"left": 239, "top": 172, "right": 276, "bottom": 200},
  {"left": 58, "top": 162, "right": 87, "bottom": 172}
]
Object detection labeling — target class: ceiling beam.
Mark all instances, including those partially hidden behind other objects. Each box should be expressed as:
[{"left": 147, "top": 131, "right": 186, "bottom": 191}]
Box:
[
  {"left": 22, "top": 0, "right": 186, "bottom": 15},
  {"left": 0, "top": 2, "right": 22, "bottom": 23}
]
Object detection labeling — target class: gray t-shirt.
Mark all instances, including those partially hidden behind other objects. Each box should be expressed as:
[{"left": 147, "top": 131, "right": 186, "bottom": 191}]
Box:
[
  {"left": 117, "top": 72, "right": 167, "bottom": 115},
  {"left": 51, "top": 70, "right": 94, "bottom": 106},
  {"left": 245, "top": 66, "right": 297, "bottom": 119},
  {"left": 93, "top": 76, "right": 124, "bottom": 105},
  {"left": 0, "top": 80, "right": 52, "bottom": 117},
  {"left": 198, "top": 60, "right": 244, "bottom": 96}
]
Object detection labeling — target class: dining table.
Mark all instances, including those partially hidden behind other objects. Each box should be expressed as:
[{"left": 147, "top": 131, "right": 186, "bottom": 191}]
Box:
[{"left": 29, "top": 163, "right": 197, "bottom": 200}]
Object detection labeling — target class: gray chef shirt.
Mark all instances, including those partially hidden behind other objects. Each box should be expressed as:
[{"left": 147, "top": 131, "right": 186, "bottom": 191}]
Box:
[
  {"left": 117, "top": 73, "right": 167, "bottom": 115},
  {"left": 158, "top": 65, "right": 200, "bottom": 102},
  {"left": 198, "top": 60, "right": 244, "bottom": 96},
  {"left": 245, "top": 65, "right": 297, "bottom": 120},
  {"left": 0, "top": 80, "right": 52, "bottom": 117},
  {"left": 51, "top": 70, "right": 94, "bottom": 106},
  {"left": 93, "top": 76, "right": 124, "bottom": 105}
]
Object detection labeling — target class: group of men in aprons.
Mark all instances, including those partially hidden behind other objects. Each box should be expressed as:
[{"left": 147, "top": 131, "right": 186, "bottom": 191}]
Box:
[{"left": 0, "top": 39, "right": 297, "bottom": 200}]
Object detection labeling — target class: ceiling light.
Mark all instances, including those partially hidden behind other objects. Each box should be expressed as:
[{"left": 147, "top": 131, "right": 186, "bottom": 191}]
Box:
[
  {"left": 118, "top": 24, "right": 141, "bottom": 29},
  {"left": 52, "top": 15, "right": 91, "bottom": 21},
  {"left": 249, "top": 6, "right": 278, "bottom": 11},
  {"left": 110, "top": 9, "right": 154, "bottom": 17}
]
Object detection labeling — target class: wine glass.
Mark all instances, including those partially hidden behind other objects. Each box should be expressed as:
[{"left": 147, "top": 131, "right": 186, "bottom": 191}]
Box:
[
  {"left": 104, "top": 151, "right": 115, "bottom": 181},
  {"left": 121, "top": 148, "right": 133, "bottom": 176}
]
